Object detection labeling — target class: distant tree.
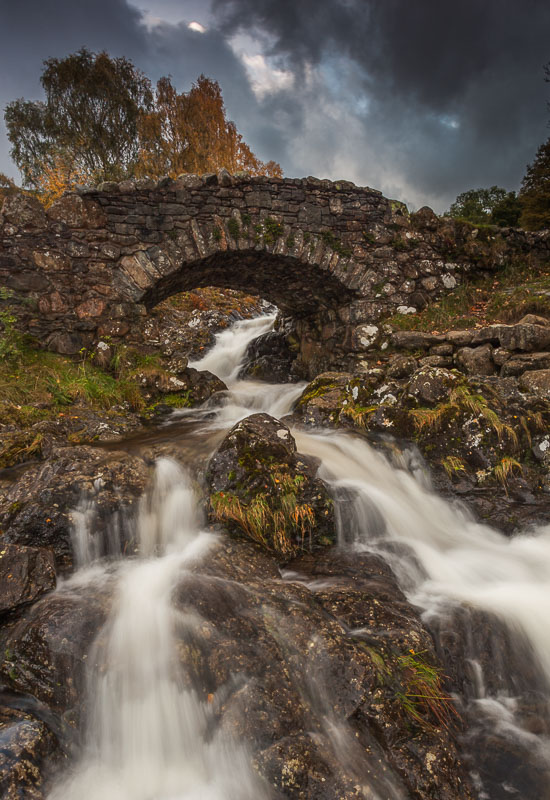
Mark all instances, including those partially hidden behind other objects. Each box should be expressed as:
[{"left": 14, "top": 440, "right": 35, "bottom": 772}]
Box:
[
  {"left": 520, "top": 138, "right": 550, "bottom": 230},
  {"left": 34, "top": 152, "right": 89, "bottom": 208},
  {"left": 5, "top": 48, "right": 153, "bottom": 188},
  {"left": 489, "top": 191, "right": 522, "bottom": 227},
  {"left": 518, "top": 61, "right": 550, "bottom": 230},
  {"left": 446, "top": 185, "right": 521, "bottom": 226},
  {"left": 136, "top": 75, "right": 282, "bottom": 179}
]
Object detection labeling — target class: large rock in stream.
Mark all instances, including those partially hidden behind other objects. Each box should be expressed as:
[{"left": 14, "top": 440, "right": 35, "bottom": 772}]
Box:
[
  {"left": 174, "top": 537, "right": 475, "bottom": 799},
  {"left": 0, "top": 445, "right": 151, "bottom": 571},
  {"left": 206, "top": 413, "right": 335, "bottom": 557}
]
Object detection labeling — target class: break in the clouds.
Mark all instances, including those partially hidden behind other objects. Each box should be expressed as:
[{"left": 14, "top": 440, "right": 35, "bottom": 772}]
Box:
[{"left": 1, "top": 0, "right": 549, "bottom": 211}]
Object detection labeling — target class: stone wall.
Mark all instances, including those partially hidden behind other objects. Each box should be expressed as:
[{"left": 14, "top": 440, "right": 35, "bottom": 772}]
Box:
[{"left": 1, "top": 170, "right": 549, "bottom": 375}]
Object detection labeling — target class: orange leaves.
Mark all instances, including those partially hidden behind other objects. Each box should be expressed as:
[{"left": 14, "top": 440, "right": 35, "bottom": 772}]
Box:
[
  {"left": 136, "top": 75, "right": 282, "bottom": 179},
  {"left": 35, "top": 152, "right": 88, "bottom": 208}
]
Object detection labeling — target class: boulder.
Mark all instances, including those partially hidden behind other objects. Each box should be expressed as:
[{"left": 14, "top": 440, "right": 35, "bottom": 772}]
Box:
[
  {"left": 294, "top": 372, "right": 378, "bottom": 428},
  {"left": 206, "top": 413, "right": 335, "bottom": 556},
  {"left": 0, "top": 584, "right": 110, "bottom": 715},
  {"left": 0, "top": 709, "right": 63, "bottom": 799},
  {"left": 407, "top": 366, "right": 458, "bottom": 406},
  {"left": 419, "top": 354, "right": 453, "bottom": 368},
  {"left": 0, "top": 446, "right": 150, "bottom": 571},
  {"left": 501, "top": 352, "right": 550, "bottom": 377},
  {"left": 500, "top": 323, "right": 550, "bottom": 352},
  {"left": 239, "top": 329, "right": 297, "bottom": 383},
  {"left": 0, "top": 544, "right": 56, "bottom": 616},
  {"left": 455, "top": 343, "right": 495, "bottom": 376},
  {"left": 391, "top": 330, "right": 443, "bottom": 350},
  {"left": 471, "top": 324, "right": 511, "bottom": 346},
  {"left": 444, "top": 329, "right": 475, "bottom": 347},
  {"left": 1, "top": 194, "right": 47, "bottom": 230},
  {"left": 386, "top": 354, "right": 418, "bottom": 379},
  {"left": 519, "top": 369, "right": 550, "bottom": 400}
]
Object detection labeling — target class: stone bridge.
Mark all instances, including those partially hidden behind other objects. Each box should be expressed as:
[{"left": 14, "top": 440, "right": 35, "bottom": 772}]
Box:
[{"left": 1, "top": 171, "right": 549, "bottom": 375}]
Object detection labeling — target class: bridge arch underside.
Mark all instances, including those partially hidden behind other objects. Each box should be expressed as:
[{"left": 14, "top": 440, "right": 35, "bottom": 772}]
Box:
[{"left": 140, "top": 250, "right": 357, "bottom": 320}]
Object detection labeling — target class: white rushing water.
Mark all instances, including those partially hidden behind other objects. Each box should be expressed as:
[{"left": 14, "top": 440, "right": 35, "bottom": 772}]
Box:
[
  {"left": 50, "top": 310, "right": 550, "bottom": 798},
  {"left": 50, "top": 460, "right": 264, "bottom": 800},
  {"left": 186, "top": 314, "right": 306, "bottom": 427},
  {"left": 292, "top": 430, "right": 550, "bottom": 685}
]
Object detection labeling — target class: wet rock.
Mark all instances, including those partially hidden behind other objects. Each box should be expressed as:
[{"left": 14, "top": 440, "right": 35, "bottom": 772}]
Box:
[
  {"left": 255, "top": 733, "right": 365, "bottom": 799},
  {"left": 240, "top": 329, "right": 297, "bottom": 383},
  {"left": 0, "top": 585, "right": 110, "bottom": 715},
  {"left": 519, "top": 369, "right": 550, "bottom": 399},
  {"left": 0, "top": 446, "right": 150, "bottom": 571},
  {"left": 0, "top": 707, "right": 64, "bottom": 799},
  {"left": 206, "top": 413, "right": 335, "bottom": 556},
  {"left": 0, "top": 544, "right": 56, "bottom": 616},
  {"left": 295, "top": 372, "right": 352, "bottom": 426},
  {"left": 182, "top": 368, "right": 227, "bottom": 404},
  {"left": 134, "top": 365, "right": 226, "bottom": 402},
  {"left": 408, "top": 366, "right": 458, "bottom": 405},
  {"left": 294, "top": 372, "right": 378, "bottom": 428},
  {"left": 175, "top": 538, "right": 475, "bottom": 800},
  {"left": 455, "top": 344, "right": 495, "bottom": 376}
]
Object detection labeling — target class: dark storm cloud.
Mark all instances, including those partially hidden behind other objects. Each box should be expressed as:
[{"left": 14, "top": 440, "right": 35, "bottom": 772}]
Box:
[
  {"left": 1, "top": 0, "right": 549, "bottom": 210},
  {"left": 0, "top": 0, "right": 271, "bottom": 178},
  {"left": 212, "top": 0, "right": 550, "bottom": 208}
]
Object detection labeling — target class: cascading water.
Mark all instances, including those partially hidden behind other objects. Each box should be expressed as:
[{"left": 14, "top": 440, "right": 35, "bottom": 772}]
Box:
[
  {"left": 48, "top": 310, "right": 550, "bottom": 799},
  {"left": 49, "top": 459, "right": 265, "bottom": 800},
  {"left": 185, "top": 314, "right": 306, "bottom": 427},
  {"left": 291, "top": 430, "right": 550, "bottom": 796}
]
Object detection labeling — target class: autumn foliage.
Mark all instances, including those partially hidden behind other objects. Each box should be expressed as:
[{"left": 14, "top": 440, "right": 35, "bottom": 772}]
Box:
[
  {"left": 136, "top": 75, "right": 282, "bottom": 179},
  {"left": 4, "top": 49, "right": 282, "bottom": 204}
]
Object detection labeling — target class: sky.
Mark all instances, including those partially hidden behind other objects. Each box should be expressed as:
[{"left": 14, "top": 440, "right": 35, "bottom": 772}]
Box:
[{"left": 0, "top": 0, "right": 549, "bottom": 212}]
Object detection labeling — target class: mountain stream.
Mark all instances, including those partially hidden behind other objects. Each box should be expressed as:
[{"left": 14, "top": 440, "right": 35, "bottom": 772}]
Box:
[{"left": 47, "top": 314, "right": 550, "bottom": 799}]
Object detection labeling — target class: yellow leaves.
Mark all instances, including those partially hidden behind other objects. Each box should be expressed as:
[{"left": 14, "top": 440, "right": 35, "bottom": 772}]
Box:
[
  {"left": 35, "top": 152, "right": 88, "bottom": 208},
  {"left": 136, "top": 75, "right": 282, "bottom": 179}
]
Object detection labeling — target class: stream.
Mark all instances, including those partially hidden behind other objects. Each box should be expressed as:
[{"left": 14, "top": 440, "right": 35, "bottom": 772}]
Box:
[{"left": 46, "top": 314, "right": 550, "bottom": 799}]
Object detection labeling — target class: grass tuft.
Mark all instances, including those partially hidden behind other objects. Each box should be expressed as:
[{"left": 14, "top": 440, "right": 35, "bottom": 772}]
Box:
[{"left": 396, "top": 649, "right": 460, "bottom": 731}]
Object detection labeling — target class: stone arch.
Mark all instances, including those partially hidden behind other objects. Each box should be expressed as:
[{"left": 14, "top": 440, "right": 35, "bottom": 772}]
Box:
[{"left": 1, "top": 172, "right": 548, "bottom": 375}]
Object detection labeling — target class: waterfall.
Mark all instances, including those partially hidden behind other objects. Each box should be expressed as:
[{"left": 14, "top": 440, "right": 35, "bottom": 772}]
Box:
[
  {"left": 49, "top": 460, "right": 264, "bottom": 800},
  {"left": 49, "top": 310, "right": 550, "bottom": 799}
]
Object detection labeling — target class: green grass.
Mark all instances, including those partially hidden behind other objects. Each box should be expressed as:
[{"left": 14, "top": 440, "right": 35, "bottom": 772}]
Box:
[{"left": 0, "top": 346, "right": 144, "bottom": 427}]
